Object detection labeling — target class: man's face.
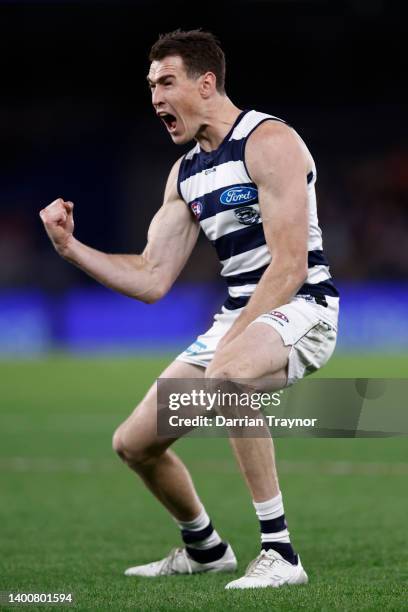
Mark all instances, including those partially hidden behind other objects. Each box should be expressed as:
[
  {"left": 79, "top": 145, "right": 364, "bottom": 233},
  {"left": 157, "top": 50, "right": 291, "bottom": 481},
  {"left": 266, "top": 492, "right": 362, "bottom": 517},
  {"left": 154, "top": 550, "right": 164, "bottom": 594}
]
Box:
[{"left": 148, "top": 55, "right": 204, "bottom": 144}]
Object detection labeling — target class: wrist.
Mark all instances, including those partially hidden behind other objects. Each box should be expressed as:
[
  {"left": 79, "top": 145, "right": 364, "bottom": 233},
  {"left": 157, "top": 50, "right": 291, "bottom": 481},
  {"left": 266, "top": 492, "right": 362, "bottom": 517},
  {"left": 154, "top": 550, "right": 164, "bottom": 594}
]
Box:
[{"left": 56, "top": 234, "right": 77, "bottom": 261}]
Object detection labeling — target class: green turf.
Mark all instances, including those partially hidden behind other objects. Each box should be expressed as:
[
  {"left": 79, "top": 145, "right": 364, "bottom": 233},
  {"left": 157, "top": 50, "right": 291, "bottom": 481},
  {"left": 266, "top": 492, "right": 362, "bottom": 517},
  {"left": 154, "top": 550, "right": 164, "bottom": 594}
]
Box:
[{"left": 0, "top": 353, "right": 407, "bottom": 611}]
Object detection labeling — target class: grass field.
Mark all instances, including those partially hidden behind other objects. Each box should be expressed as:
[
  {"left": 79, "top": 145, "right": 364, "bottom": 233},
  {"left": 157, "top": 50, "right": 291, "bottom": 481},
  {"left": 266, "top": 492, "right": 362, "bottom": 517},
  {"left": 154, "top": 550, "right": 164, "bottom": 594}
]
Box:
[{"left": 1, "top": 353, "right": 407, "bottom": 611}]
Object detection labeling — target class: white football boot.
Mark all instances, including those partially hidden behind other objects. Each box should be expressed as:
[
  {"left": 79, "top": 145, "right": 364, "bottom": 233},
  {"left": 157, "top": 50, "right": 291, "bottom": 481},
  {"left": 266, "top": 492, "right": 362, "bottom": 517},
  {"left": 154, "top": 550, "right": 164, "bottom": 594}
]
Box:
[
  {"left": 225, "top": 548, "right": 308, "bottom": 589},
  {"left": 125, "top": 544, "right": 237, "bottom": 577}
]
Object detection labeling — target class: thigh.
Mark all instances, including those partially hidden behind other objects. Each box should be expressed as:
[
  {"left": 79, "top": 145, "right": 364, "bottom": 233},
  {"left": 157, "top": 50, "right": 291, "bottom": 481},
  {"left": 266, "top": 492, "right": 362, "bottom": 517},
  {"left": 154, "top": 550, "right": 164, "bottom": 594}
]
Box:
[
  {"left": 208, "top": 322, "right": 291, "bottom": 390},
  {"left": 117, "top": 360, "right": 205, "bottom": 455},
  {"left": 208, "top": 297, "right": 338, "bottom": 389}
]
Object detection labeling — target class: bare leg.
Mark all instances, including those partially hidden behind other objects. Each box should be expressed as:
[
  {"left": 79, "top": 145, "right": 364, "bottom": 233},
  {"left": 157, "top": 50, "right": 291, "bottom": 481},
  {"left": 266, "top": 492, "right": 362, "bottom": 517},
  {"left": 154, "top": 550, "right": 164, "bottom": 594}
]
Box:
[
  {"left": 206, "top": 323, "right": 290, "bottom": 502},
  {"left": 113, "top": 360, "right": 205, "bottom": 521},
  {"left": 130, "top": 449, "right": 202, "bottom": 521},
  {"left": 228, "top": 435, "right": 280, "bottom": 503}
]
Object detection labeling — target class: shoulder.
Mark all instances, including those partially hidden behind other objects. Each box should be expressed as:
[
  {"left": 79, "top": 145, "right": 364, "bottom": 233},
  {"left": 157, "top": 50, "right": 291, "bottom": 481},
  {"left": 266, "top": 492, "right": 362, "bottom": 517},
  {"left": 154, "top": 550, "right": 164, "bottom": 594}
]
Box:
[
  {"left": 245, "top": 120, "right": 312, "bottom": 184},
  {"left": 168, "top": 155, "right": 184, "bottom": 179},
  {"left": 247, "top": 118, "right": 294, "bottom": 146},
  {"left": 247, "top": 120, "right": 305, "bottom": 162},
  {"left": 167, "top": 143, "right": 199, "bottom": 189},
  {"left": 164, "top": 155, "right": 185, "bottom": 203}
]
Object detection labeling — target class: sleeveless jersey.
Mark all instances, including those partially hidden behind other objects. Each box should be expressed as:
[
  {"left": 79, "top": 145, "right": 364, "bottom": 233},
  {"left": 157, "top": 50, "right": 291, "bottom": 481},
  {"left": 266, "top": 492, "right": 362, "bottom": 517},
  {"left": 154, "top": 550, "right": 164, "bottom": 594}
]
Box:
[{"left": 177, "top": 109, "right": 338, "bottom": 310}]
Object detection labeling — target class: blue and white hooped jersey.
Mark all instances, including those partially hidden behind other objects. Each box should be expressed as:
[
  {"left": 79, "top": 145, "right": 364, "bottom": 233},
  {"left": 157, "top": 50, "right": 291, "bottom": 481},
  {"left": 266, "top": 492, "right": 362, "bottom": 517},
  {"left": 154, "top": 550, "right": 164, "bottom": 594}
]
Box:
[{"left": 177, "top": 109, "right": 338, "bottom": 310}]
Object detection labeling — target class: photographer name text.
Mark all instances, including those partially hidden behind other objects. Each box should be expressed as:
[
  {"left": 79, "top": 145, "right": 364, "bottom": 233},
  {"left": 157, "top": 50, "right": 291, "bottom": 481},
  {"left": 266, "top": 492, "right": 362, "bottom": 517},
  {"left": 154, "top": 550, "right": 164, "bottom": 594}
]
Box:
[{"left": 167, "top": 415, "right": 318, "bottom": 428}]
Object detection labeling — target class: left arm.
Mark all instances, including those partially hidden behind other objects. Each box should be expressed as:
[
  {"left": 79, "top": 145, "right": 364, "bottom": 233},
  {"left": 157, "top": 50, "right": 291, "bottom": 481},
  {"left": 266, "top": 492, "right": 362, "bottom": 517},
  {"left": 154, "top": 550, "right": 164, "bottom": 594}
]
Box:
[{"left": 217, "top": 121, "right": 310, "bottom": 349}]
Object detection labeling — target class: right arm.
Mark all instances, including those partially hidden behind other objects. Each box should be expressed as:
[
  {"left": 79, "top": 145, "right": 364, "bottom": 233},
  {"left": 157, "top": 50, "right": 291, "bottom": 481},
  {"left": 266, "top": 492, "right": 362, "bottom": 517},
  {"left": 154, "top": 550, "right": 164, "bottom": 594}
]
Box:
[{"left": 39, "top": 158, "right": 200, "bottom": 303}]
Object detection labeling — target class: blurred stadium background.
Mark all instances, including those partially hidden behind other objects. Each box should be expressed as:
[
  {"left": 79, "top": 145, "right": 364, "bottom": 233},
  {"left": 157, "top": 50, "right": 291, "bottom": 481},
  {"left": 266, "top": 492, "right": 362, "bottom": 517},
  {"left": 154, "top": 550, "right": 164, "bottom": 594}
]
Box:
[{"left": 1, "top": 2, "right": 407, "bottom": 609}]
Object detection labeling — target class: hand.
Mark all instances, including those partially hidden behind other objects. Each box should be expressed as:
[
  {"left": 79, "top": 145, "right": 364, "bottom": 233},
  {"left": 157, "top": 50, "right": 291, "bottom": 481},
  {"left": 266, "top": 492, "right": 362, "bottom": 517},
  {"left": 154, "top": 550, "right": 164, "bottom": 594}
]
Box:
[
  {"left": 215, "top": 316, "right": 250, "bottom": 354},
  {"left": 39, "top": 197, "right": 75, "bottom": 256},
  {"left": 215, "top": 330, "right": 237, "bottom": 354}
]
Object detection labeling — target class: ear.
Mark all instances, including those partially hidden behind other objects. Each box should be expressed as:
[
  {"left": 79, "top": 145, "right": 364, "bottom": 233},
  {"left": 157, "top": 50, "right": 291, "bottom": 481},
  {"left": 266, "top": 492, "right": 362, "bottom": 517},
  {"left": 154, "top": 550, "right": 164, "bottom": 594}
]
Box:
[{"left": 198, "top": 71, "right": 217, "bottom": 98}]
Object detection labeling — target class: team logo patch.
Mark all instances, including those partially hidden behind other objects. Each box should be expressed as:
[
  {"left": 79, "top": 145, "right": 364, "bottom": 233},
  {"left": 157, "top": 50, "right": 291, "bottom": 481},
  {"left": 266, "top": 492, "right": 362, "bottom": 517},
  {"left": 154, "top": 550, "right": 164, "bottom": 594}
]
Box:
[
  {"left": 270, "top": 311, "right": 289, "bottom": 323},
  {"left": 234, "top": 206, "right": 260, "bottom": 226},
  {"left": 220, "top": 186, "right": 258, "bottom": 206},
  {"left": 190, "top": 201, "right": 203, "bottom": 219},
  {"left": 185, "top": 340, "right": 207, "bottom": 356}
]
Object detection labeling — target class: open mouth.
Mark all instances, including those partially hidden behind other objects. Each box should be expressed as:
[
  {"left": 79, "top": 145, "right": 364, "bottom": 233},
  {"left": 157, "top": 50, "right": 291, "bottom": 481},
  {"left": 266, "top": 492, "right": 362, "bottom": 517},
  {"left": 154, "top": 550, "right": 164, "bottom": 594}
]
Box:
[{"left": 160, "top": 113, "right": 177, "bottom": 132}]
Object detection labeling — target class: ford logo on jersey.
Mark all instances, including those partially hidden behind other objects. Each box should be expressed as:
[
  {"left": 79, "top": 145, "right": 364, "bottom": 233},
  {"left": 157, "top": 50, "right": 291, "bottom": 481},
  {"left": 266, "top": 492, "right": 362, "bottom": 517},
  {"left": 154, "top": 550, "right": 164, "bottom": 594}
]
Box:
[{"left": 220, "top": 186, "right": 258, "bottom": 205}]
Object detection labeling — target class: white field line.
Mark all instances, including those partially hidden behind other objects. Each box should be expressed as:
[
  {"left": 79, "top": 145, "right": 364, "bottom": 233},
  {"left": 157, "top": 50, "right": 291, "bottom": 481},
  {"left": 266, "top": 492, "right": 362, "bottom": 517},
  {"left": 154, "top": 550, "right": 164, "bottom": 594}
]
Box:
[
  {"left": 0, "top": 457, "right": 407, "bottom": 475},
  {"left": 0, "top": 457, "right": 118, "bottom": 473}
]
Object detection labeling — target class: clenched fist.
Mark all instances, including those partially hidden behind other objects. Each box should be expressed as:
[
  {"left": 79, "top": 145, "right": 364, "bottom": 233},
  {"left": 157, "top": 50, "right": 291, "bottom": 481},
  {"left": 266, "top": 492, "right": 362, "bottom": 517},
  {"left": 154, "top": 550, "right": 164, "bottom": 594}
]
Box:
[{"left": 39, "top": 198, "right": 75, "bottom": 256}]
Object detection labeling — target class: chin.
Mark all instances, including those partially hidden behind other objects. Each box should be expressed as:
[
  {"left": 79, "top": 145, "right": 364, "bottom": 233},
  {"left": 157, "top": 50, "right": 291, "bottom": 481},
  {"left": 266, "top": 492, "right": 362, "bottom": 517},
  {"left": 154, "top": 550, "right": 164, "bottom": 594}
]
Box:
[{"left": 171, "top": 132, "right": 191, "bottom": 145}]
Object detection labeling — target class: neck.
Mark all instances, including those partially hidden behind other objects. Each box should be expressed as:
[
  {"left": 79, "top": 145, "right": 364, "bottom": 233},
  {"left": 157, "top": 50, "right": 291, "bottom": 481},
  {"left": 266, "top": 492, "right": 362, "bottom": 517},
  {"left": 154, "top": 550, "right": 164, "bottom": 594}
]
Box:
[{"left": 195, "top": 96, "right": 242, "bottom": 152}]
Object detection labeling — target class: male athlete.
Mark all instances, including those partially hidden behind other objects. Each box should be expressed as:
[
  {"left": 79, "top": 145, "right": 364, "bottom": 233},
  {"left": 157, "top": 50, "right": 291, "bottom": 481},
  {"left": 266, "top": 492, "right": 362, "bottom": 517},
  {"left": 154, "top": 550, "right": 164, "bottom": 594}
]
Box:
[{"left": 40, "top": 30, "right": 339, "bottom": 589}]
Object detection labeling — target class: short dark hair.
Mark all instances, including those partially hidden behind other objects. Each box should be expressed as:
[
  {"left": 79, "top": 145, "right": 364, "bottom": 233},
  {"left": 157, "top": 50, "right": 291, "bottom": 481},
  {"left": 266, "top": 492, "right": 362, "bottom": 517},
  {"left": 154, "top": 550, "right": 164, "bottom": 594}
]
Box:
[{"left": 149, "top": 29, "right": 226, "bottom": 93}]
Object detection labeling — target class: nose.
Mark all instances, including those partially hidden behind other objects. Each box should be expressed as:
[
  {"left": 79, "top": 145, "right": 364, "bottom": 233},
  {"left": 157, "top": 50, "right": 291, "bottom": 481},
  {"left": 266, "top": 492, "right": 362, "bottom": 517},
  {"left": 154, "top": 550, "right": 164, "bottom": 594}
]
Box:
[{"left": 152, "top": 85, "right": 164, "bottom": 109}]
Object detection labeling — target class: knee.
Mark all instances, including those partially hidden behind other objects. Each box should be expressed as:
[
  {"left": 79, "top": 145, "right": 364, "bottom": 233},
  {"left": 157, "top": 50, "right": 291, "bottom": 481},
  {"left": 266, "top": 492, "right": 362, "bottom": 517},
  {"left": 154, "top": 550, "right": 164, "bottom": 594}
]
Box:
[
  {"left": 112, "top": 425, "right": 155, "bottom": 467},
  {"left": 112, "top": 426, "right": 126, "bottom": 457}
]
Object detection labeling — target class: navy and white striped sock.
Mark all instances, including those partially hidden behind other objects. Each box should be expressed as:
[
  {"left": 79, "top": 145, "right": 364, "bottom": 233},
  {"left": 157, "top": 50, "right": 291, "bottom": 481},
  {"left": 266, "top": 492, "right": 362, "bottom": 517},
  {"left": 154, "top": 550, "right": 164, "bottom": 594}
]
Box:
[
  {"left": 253, "top": 492, "right": 298, "bottom": 565},
  {"left": 175, "top": 507, "right": 227, "bottom": 564}
]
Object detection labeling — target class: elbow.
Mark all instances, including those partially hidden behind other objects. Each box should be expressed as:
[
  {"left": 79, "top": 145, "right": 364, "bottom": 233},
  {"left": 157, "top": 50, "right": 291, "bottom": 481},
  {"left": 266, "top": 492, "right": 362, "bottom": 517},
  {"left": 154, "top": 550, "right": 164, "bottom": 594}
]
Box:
[
  {"left": 292, "top": 264, "right": 308, "bottom": 290},
  {"left": 296, "top": 262, "right": 309, "bottom": 287},
  {"left": 269, "top": 247, "right": 308, "bottom": 290},
  {"left": 288, "top": 249, "right": 308, "bottom": 287},
  {"left": 275, "top": 257, "right": 308, "bottom": 289},
  {"left": 141, "top": 288, "right": 166, "bottom": 304},
  {"left": 133, "top": 279, "right": 171, "bottom": 304}
]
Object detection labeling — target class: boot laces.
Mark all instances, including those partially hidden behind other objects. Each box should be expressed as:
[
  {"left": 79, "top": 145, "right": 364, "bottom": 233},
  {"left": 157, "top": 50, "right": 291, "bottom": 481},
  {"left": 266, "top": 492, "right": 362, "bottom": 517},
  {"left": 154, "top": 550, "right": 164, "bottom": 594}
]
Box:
[
  {"left": 159, "top": 547, "right": 192, "bottom": 575},
  {"left": 245, "top": 550, "right": 282, "bottom": 577}
]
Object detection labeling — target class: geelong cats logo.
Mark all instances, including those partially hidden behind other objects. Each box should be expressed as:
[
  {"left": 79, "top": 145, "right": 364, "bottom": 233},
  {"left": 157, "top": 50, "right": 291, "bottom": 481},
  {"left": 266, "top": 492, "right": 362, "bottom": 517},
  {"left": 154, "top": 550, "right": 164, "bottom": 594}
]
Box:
[{"left": 234, "top": 206, "right": 260, "bottom": 226}]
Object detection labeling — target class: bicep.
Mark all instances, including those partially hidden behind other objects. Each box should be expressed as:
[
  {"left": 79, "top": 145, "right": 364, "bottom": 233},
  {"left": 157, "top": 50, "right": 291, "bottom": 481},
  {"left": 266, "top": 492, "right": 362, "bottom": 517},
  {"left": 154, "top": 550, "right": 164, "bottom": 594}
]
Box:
[
  {"left": 142, "top": 160, "right": 199, "bottom": 286},
  {"left": 144, "top": 198, "right": 199, "bottom": 268},
  {"left": 246, "top": 123, "right": 309, "bottom": 265}
]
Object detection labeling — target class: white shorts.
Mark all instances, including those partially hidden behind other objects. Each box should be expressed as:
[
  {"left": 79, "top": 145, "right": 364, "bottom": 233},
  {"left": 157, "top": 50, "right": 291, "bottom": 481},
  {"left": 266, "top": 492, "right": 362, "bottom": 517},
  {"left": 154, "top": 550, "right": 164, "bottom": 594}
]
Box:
[{"left": 177, "top": 294, "right": 339, "bottom": 385}]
